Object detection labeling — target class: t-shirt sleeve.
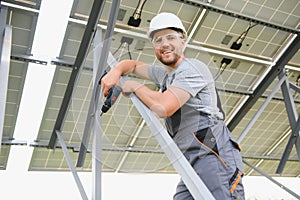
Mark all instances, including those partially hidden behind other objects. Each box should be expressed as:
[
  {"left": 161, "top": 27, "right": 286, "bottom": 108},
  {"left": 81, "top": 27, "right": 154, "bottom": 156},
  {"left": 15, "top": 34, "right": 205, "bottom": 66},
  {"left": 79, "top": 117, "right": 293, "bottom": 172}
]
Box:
[
  {"left": 148, "top": 65, "right": 167, "bottom": 87},
  {"left": 171, "top": 61, "right": 212, "bottom": 97}
]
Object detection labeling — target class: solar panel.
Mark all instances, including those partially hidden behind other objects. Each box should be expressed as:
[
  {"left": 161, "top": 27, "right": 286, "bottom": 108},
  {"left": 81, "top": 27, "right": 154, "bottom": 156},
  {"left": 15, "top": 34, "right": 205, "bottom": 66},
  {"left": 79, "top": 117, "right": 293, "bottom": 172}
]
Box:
[{"left": 1, "top": 0, "right": 299, "bottom": 177}]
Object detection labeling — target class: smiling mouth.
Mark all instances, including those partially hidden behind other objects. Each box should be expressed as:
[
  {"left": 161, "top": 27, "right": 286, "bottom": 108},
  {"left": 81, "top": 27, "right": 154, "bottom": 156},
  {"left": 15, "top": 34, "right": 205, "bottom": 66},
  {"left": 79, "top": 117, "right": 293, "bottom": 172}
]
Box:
[{"left": 162, "top": 50, "right": 172, "bottom": 55}]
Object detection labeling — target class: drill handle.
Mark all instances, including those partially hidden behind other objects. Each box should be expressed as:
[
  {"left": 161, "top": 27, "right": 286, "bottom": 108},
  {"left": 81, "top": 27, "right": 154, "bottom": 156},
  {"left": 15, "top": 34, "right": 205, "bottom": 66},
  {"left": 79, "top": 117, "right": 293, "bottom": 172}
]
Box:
[{"left": 101, "top": 85, "right": 122, "bottom": 113}]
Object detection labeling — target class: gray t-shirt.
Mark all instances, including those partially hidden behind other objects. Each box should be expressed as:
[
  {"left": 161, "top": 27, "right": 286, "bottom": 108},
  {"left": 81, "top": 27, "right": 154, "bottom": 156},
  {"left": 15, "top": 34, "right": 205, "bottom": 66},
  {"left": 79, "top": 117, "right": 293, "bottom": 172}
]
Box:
[{"left": 148, "top": 58, "right": 223, "bottom": 147}]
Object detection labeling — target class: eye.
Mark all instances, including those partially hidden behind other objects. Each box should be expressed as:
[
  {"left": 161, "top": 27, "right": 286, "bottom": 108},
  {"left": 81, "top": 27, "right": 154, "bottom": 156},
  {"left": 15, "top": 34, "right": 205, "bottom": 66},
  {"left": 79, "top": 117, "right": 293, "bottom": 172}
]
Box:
[
  {"left": 166, "top": 34, "right": 177, "bottom": 41},
  {"left": 153, "top": 37, "right": 162, "bottom": 44}
]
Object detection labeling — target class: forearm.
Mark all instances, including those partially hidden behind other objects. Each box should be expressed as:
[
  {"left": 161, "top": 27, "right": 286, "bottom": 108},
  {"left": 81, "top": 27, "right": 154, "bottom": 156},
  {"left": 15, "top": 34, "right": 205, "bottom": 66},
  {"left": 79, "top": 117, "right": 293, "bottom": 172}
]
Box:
[
  {"left": 134, "top": 84, "right": 168, "bottom": 118},
  {"left": 128, "top": 84, "right": 184, "bottom": 118},
  {"left": 114, "top": 60, "right": 148, "bottom": 79},
  {"left": 122, "top": 79, "right": 189, "bottom": 118},
  {"left": 101, "top": 60, "right": 146, "bottom": 96}
]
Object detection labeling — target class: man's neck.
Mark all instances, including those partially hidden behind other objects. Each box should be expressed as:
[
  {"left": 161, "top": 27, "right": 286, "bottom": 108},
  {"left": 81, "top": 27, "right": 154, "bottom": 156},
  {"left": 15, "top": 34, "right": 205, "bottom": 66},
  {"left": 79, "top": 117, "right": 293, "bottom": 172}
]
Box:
[{"left": 165, "top": 56, "right": 185, "bottom": 72}]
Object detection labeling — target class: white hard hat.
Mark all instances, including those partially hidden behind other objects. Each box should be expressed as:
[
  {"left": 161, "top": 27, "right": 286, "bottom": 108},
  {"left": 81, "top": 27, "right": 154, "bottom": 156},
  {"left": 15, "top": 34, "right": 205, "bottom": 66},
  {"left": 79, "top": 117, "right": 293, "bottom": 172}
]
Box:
[{"left": 147, "top": 12, "right": 187, "bottom": 39}]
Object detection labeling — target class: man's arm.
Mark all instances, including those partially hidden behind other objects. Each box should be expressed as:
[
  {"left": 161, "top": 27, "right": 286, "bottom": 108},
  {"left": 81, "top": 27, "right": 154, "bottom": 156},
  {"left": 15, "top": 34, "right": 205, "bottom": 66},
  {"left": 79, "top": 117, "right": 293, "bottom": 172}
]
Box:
[
  {"left": 101, "top": 59, "right": 149, "bottom": 96},
  {"left": 122, "top": 80, "right": 190, "bottom": 118},
  {"left": 102, "top": 59, "right": 190, "bottom": 118}
]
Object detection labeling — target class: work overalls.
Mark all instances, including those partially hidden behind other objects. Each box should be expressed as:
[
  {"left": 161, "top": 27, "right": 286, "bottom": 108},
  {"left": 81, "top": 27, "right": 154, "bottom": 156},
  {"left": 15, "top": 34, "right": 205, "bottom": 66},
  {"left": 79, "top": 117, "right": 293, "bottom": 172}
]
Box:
[{"left": 162, "top": 76, "right": 245, "bottom": 200}]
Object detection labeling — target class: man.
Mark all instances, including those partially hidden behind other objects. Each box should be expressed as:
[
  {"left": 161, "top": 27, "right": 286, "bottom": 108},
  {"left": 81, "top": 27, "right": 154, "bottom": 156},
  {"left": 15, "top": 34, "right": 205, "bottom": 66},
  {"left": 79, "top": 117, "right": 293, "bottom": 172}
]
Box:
[{"left": 101, "top": 12, "right": 245, "bottom": 200}]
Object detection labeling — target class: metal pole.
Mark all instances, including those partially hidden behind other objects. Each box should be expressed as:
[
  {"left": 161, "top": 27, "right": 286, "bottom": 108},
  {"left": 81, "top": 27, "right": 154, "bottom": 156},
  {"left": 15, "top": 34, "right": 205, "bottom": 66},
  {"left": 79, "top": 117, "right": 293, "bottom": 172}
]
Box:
[
  {"left": 237, "top": 75, "right": 287, "bottom": 143},
  {"left": 55, "top": 130, "right": 88, "bottom": 200},
  {"left": 90, "top": 1, "right": 121, "bottom": 199},
  {"left": 243, "top": 159, "right": 300, "bottom": 199},
  {"left": 0, "top": 25, "right": 12, "bottom": 154},
  {"left": 277, "top": 69, "right": 300, "bottom": 173},
  {"left": 91, "top": 28, "right": 103, "bottom": 200}
]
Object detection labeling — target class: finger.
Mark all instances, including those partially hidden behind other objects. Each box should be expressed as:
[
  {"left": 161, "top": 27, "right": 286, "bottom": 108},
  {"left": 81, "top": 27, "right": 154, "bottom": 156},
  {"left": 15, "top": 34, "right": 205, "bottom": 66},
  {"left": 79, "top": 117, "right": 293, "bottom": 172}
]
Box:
[
  {"left": 103, "top": 88, "right": 109, "bottom": 97},
  {"left": 101, "top": 85, "right": 109, "bottom": 97}
]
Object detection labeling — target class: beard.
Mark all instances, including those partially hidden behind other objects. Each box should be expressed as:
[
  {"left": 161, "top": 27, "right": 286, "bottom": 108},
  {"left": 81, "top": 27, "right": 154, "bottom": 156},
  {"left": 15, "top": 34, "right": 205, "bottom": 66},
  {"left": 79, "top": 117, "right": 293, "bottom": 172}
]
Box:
[{"left": 157, "top": 50, "right": 181, "bottom": 67}]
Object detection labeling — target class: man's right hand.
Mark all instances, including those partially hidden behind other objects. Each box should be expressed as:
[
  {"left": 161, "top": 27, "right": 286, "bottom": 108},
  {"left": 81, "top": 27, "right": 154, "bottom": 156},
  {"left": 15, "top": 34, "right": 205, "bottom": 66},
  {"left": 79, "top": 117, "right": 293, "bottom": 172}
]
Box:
[{"left": 100, "top": 67, "right": 122, "bottom": 97}]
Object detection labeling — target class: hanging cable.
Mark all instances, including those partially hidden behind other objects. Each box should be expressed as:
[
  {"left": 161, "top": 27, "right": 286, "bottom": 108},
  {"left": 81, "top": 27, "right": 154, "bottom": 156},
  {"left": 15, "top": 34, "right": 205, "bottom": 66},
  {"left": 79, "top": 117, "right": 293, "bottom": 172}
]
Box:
[
  {"left": 112, "top": 42, "right": 123, "bottom": 56},
  {"left": 215, "top": 22, "right": 257, "bottom": 80},
  {"left": 128, "top": 0, "right": 147, "bottom": 27},
  {"left": 112, "top": 36, "right": 133, "bottom": 60},
  {"left": 231, "top": 22, "right": 257, "bottom": 50},
  {"left": 214, "top": 58, "right": 232, "bottom": 80},
  {"left": 127, "top": 43, "right": 132, "bottom": 60}
]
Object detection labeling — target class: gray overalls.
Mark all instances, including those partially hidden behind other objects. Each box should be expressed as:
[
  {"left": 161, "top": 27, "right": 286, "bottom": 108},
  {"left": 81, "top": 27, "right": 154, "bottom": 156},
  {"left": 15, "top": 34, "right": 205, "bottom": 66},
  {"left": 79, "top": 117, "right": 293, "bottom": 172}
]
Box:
[{"left": 148, "top": 58, "right": 245, "bottom": 200}]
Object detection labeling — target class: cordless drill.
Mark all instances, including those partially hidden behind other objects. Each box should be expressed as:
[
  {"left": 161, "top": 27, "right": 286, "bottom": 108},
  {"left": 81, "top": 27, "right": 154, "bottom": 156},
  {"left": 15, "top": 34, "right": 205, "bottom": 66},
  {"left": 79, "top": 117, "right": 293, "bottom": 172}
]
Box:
[{"left": 100, "top": 85, "right": 122, "bottom": 116}]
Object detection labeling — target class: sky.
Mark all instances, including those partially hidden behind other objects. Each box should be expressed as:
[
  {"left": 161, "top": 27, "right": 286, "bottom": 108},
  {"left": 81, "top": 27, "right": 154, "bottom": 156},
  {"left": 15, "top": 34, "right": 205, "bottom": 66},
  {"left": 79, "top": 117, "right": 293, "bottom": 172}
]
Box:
[{"left": 1, "top": 0, "right": 300, "bottom": 199}]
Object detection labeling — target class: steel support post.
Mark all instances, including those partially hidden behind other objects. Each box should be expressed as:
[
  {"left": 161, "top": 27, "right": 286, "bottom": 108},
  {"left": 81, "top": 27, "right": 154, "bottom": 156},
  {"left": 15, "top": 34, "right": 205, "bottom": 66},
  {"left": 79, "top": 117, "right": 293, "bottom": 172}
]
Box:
[
  {"left": 294, "top": 118, "right": 300, "bottom": 162},
  {"left": 55, "top": 130, "right": 88, "bottom": 200},
  {"left": 75, "top": 27, "right": 105, "bottom": 199},
  {"left": 276, "top": 69, "right": 300, "bottom": 173},
  {"left": 237, "top": 75, "right": 287, "bottom": 143},
  {"left": 0, "top": 25, "right": 12, "bottom": 153},
  {"left": 0, "top": 6, "right": 8, "bottom": 57}
]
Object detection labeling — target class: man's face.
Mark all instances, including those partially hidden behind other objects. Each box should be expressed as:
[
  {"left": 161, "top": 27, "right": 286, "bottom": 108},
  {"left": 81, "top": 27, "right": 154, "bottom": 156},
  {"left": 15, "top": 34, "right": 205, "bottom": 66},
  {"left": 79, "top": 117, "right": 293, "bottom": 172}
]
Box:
[{"left": 152, "top": 29, "right": 186, "bottom": 68}]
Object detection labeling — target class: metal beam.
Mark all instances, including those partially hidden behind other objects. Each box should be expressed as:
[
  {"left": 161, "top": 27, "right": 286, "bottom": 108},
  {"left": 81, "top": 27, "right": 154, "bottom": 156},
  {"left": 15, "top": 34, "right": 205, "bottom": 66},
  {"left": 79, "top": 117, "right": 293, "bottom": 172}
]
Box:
[
  {"left": 55, "top": 130, "right": 88, "bottom": 200},
  {"left": 290, "top": 82, "right": 300, "bottom": 94},
  {"left": 0, "top": 25, "right": 12, "bottom": 153},
  {"left": 75, "top": 28, "right": 103, "bottom": 168},
  {"left": 2, "top": 139, "right": 27, "bottom": 146},
  {"left": 237, "top": 75, "right": 286, "bottom": 143},
  {"left": 3, "top": 139, "right": 299, "bottom": 161},
  {"left": 0, "top": 6, "right": 8, "bottom": 153},
  {"left": 0, "top": 6, "right": 7, "bottom": 57},
  {"left": 11, "top": 54, "right": 47, "bottom": 65},
  {"left": 227, "top": 34, "right": 300, "bottom": 131},
  {"left": 1, "top": 2, "right": 39, "bottom": 56},
  {"left": 293, "top": 117, "right": 300, "bottom": 161},
  {"left": 68, "top": 17, "right": 273, "bottom": 66},
  {"left": 0, "top": 1, "right": 40, "bottom": 13},
  {"left": 186, "top": 8, "right": 207, "bottom": 43},
  {"left": 174, "top": 0, "right": 299, "bottom": 34},
  {"left": 48, "top": 0, "right": 106, "bottom": 149},
  {"left": 243, "top": 159, "right": 300, "bottom": 199},
  {"left": 276, "top": 69, "right": 300, "bottom": 174}
]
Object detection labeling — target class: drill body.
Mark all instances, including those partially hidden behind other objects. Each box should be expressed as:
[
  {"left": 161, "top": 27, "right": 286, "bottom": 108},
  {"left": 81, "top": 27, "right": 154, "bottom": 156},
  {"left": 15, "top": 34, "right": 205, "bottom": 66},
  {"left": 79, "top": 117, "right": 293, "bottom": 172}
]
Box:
[{"left": 100, "top": 85, "right": 122, "bottom": 115}]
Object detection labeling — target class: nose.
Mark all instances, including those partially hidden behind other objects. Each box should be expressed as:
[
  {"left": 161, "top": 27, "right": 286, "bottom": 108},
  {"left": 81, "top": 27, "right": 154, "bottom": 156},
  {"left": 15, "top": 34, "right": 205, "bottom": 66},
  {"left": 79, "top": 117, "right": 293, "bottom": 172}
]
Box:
[{"left": 160, "top": 38, "right": 171, "bottom": 46}]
